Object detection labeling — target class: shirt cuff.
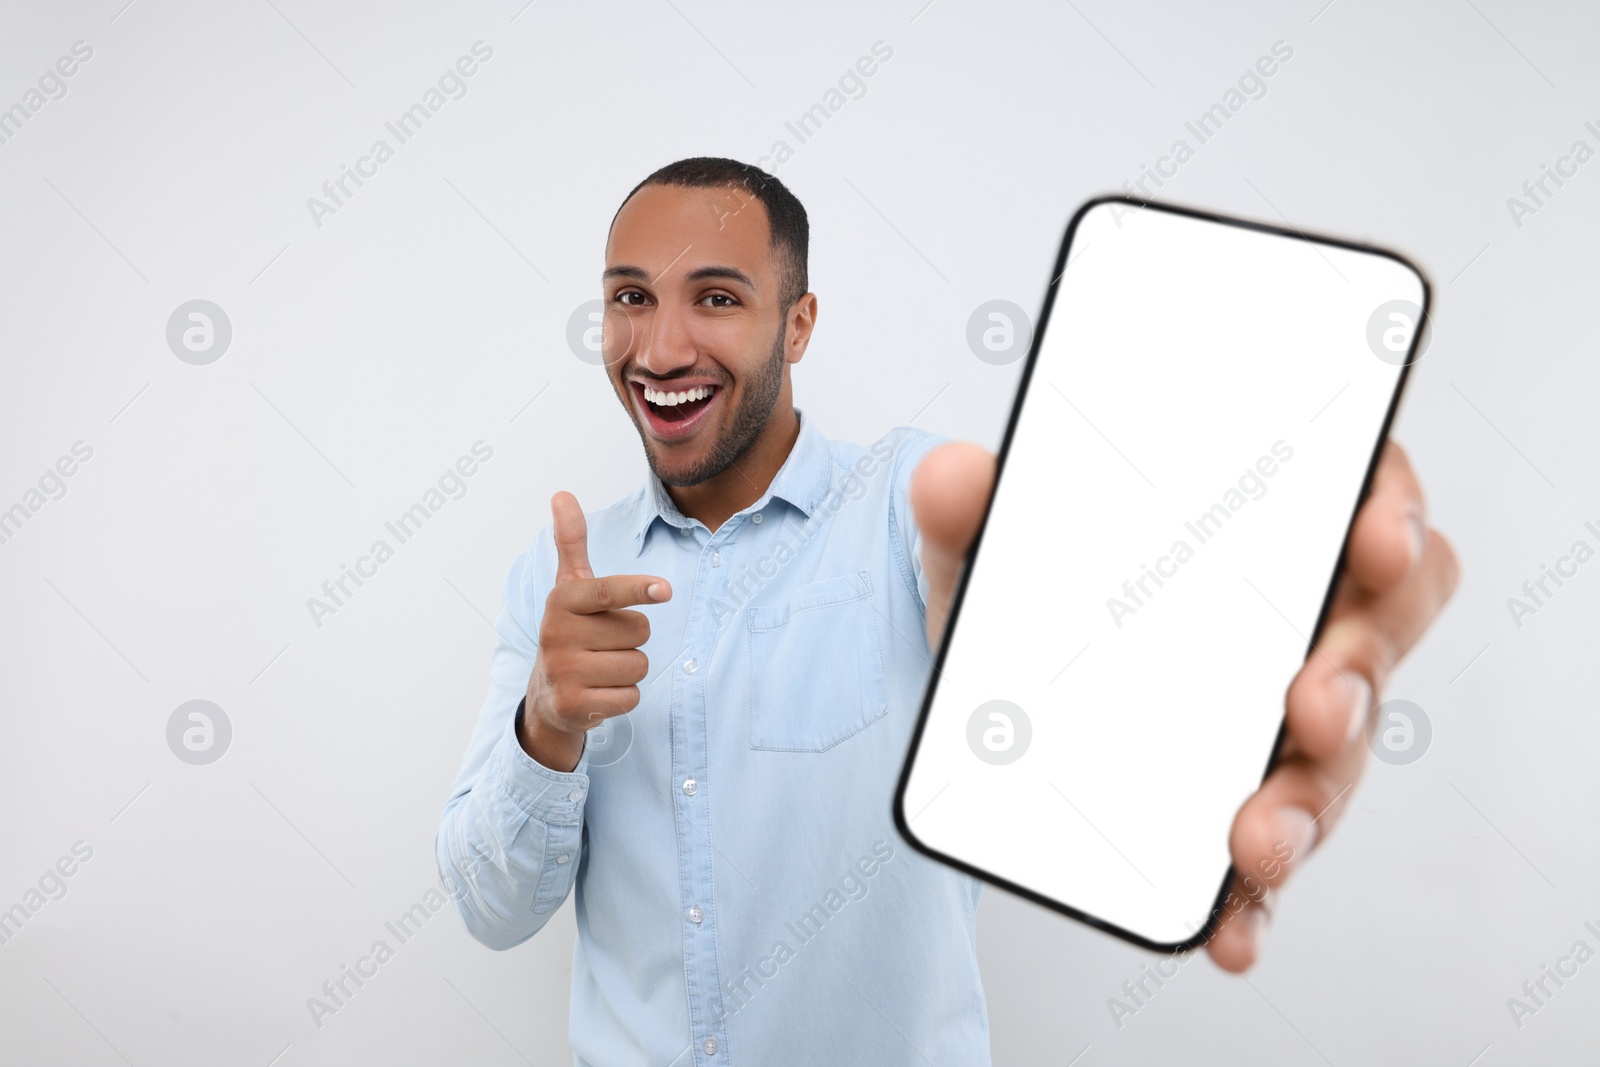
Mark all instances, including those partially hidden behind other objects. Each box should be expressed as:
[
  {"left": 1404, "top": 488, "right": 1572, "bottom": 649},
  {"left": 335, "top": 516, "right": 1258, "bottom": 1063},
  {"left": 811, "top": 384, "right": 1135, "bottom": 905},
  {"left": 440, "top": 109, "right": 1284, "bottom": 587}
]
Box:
[{"left": 489, "top": 697, "right": 590, "bottom": 825}]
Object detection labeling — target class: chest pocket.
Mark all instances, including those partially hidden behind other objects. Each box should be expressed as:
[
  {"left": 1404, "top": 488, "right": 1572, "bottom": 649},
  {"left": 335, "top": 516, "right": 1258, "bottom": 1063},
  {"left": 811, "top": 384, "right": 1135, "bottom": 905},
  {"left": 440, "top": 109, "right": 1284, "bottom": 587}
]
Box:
[{"left": 746, "top": 571, "right": 889, "bottom": 752}]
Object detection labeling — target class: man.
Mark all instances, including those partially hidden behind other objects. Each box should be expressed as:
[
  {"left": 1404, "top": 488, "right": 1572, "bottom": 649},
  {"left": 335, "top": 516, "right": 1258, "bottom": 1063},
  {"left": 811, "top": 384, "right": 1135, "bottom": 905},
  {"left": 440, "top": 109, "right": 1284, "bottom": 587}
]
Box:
[{"left": 435, "top": 157, "right": 1459, "bottom": 1065}]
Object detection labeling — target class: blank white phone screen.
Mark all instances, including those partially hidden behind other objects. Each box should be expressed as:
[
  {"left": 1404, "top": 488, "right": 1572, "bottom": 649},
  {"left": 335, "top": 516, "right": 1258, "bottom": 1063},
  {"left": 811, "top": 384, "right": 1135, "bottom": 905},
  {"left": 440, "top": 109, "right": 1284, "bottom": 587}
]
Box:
[{"left": 899, "top": 200, "right": 1424, "bottom": 949}]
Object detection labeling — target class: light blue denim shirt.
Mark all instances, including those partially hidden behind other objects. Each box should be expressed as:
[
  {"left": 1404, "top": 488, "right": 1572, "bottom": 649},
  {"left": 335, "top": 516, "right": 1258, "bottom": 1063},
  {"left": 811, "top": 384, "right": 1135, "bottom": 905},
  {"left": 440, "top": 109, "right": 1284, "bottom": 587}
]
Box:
[{"left": 436, "top": 407, "right": 990, "bottom": 1066}]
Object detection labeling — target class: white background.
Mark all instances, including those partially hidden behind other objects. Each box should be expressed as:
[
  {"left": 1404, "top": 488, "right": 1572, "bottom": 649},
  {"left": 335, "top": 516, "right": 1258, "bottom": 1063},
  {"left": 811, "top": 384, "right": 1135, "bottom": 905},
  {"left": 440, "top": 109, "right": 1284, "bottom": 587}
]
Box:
[{"left": 0, "top": 1, "right": 1594, "bottom": 1063}]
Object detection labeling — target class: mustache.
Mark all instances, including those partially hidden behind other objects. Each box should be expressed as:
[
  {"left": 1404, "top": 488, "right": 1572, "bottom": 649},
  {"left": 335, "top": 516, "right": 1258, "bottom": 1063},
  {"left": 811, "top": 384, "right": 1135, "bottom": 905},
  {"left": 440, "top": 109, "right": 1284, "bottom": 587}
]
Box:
[{"left": 623, "top": 368, "right": 730, "bottom": 387}]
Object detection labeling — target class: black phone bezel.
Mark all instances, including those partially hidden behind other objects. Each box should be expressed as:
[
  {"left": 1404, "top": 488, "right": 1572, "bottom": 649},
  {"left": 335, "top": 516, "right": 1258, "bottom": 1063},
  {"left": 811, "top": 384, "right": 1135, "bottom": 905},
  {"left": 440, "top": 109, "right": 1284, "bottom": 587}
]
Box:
[{"left": 891, "top": 193, "right": 1431, "bottom": 955}]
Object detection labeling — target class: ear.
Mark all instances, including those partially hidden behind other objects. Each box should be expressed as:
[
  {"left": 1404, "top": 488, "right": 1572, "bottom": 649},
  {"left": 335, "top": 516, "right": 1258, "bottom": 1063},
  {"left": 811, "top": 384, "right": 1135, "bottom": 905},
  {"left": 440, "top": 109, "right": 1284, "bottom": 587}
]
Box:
[{"left": 784, "top": 293, "right": 818, "bottom": 365}]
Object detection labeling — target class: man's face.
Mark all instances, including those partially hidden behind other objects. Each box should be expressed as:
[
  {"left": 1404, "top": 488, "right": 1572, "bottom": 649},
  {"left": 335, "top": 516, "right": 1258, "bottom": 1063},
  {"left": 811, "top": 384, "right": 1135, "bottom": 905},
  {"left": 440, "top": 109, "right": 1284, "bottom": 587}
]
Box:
[{"left": 602, "top": 182, "right": 805, "bottom": 487}]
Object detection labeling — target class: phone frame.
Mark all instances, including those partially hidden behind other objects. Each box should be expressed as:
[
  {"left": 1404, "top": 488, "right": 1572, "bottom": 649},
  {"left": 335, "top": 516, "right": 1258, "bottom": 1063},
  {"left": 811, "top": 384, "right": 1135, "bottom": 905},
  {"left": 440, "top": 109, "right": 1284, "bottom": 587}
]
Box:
[{"left": 892, "top": 193, "right": 1431, "bottom": 954}]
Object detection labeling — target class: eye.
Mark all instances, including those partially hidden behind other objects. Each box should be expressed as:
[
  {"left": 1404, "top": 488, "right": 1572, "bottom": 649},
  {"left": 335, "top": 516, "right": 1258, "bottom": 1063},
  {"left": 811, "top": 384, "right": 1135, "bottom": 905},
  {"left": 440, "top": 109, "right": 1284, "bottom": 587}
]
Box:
[
  {"left": 614, "top": 289, "right": 649, "bottom": 307},
  {"left": 701, "top": 293, "right": 738, "bottom": 308}
]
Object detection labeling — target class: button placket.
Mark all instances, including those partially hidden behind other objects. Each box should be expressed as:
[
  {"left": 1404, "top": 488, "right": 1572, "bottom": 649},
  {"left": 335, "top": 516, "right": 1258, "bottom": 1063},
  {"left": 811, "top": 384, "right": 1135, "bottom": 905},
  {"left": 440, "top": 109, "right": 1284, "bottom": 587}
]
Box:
[{"left": 671, "top": 550, "right": 728, "bottom": 1059}]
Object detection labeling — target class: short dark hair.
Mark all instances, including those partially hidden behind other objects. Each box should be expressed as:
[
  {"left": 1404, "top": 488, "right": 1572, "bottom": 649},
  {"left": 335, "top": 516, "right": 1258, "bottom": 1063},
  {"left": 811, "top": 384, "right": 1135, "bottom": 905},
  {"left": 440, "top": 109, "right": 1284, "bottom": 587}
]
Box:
[{"left": 611, "top": 157, "right": 809, "bottom": 309}]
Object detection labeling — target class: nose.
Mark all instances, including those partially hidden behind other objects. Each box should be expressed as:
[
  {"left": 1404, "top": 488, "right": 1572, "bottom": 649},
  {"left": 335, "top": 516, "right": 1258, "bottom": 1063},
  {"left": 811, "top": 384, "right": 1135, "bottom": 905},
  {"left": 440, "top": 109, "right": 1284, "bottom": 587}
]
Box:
[{"left": 632, "top": 297, "right": 699, "bottom": 377}]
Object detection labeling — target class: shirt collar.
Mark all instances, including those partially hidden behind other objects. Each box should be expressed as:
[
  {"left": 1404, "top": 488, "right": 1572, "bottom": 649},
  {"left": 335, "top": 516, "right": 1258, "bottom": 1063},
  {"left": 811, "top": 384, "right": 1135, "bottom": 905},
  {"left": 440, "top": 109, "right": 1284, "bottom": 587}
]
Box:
[{"left": 629, "top": 406, "right": 832, "bottom": 556}]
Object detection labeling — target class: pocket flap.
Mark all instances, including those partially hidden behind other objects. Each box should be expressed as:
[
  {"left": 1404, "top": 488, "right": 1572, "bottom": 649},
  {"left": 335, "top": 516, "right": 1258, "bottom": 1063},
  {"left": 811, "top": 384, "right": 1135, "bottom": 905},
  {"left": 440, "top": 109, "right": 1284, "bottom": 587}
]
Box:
[{"left": 747, "top": 570, "right": 872, "bottom": 632}]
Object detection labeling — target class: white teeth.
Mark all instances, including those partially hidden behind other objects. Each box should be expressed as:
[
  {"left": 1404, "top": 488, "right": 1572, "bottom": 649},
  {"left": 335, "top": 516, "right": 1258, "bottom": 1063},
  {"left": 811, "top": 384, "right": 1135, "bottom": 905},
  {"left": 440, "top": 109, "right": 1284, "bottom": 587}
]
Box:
[{"left": 643, "top": 385, "right": 714, "bottom": 406}]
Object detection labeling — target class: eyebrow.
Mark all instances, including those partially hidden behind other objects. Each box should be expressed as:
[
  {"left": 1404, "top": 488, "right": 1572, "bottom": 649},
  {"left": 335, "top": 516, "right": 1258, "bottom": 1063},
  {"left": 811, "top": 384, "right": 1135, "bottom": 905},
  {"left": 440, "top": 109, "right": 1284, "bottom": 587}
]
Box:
[
  {"left": 602, "top": 263, "right": 758, "bottom": 291},
  {"left": 685, "top": 265, "right": 757, "bottom": 290}
]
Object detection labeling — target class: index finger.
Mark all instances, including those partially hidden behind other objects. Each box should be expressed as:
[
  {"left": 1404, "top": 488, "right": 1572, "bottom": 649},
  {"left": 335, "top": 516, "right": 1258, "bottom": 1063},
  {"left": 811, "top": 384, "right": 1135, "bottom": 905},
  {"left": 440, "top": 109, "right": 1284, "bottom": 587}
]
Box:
[{"left": 555, "top": 573, "right": 672, "bottom": 615}]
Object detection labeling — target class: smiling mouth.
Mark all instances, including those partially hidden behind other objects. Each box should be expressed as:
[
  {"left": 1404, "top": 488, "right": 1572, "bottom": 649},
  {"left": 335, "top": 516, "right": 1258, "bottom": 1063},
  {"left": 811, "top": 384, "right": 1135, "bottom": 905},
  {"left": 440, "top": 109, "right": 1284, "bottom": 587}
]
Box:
[{"left": 630, "top": 380, "right": 722, "bottom": 438}]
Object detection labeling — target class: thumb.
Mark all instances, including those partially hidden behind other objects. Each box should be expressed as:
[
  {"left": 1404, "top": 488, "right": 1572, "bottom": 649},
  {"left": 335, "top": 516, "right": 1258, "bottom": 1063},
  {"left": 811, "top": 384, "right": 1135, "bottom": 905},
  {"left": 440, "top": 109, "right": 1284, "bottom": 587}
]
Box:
[
  {"left": 910, "top": 442, "right": 996, "bottom": 646},
  {"left": 551, "top": 491, "right": 593, "bottom": 582}
]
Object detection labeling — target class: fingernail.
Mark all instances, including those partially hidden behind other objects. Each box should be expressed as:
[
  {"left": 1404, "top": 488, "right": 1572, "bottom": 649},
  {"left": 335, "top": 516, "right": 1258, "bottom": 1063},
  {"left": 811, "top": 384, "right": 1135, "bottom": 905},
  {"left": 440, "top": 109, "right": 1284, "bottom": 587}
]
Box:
[
  {"left": 647, "top": 582, "right": 666, "bottom": 601},
  {"left": 1407, "top": 512, "right": 1426, "bottom": 566},
  {"left": 1244, "top": 903, "right": 1270, "bottom": 958},
  {"left": 1274, "top": 806, "right": 1318, "bottom": 863},
  {"left": 1342, "top": 672, "right": 1373, "bottom": 745}
]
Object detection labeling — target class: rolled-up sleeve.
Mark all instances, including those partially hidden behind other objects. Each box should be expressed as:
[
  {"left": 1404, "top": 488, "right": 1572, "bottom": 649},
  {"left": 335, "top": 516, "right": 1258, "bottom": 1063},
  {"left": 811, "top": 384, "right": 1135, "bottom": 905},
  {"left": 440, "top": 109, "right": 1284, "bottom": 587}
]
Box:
[{"left": 435, "top": 524, "right": 591, "bottom": 950}]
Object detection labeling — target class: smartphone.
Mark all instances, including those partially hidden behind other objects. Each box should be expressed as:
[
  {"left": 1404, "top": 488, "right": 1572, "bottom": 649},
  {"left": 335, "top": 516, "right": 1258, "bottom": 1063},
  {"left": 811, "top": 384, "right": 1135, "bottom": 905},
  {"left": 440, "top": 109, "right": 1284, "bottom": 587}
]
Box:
[{"left": 893, "top": 195, "right": 1428, "bottom": 952}]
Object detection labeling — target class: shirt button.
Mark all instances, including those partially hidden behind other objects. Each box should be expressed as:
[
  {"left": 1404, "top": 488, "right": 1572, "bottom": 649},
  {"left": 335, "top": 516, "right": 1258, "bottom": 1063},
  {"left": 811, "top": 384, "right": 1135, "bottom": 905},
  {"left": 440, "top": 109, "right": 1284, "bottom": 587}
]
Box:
[
  {"left": 689, "top": 905, "right": 703, "bottom": 924},
  {"left": 683, "top": 658, "right": 698, "bottom": 674},
  {"left": 568, "top": 788, "right": 585, "bottom": 802},
  {"left": 751, "top": 513, "right": 763, "bottom": 524},
  {"left": 556, "top": 852, "right": 570, "bottom": 864},
  {"left": 710, "top": 550, "right": 722, "bottom": 567},
  {"left": 682, "top": 777, "right": 698, "bottom": 796},
  {"left": 702, "top": 1037, "right": 718, "bottom": 1055},
  {"left": 680, "top": 526, "right": 691, "bottom": 536}
]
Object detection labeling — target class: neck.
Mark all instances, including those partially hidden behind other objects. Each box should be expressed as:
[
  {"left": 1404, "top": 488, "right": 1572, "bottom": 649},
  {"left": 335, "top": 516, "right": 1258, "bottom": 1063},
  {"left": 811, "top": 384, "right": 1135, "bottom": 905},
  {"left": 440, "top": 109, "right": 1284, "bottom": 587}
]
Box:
[{"left": 666, "top": 405, "right": 801, "bottom": 533}]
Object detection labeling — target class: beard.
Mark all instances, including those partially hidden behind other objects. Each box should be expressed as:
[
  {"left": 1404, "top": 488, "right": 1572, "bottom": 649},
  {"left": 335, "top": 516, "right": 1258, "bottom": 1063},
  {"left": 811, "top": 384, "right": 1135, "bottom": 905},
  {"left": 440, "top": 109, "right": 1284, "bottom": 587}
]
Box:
[{"left": 629, "top": 321, "right": 787, "bottom": 488}]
